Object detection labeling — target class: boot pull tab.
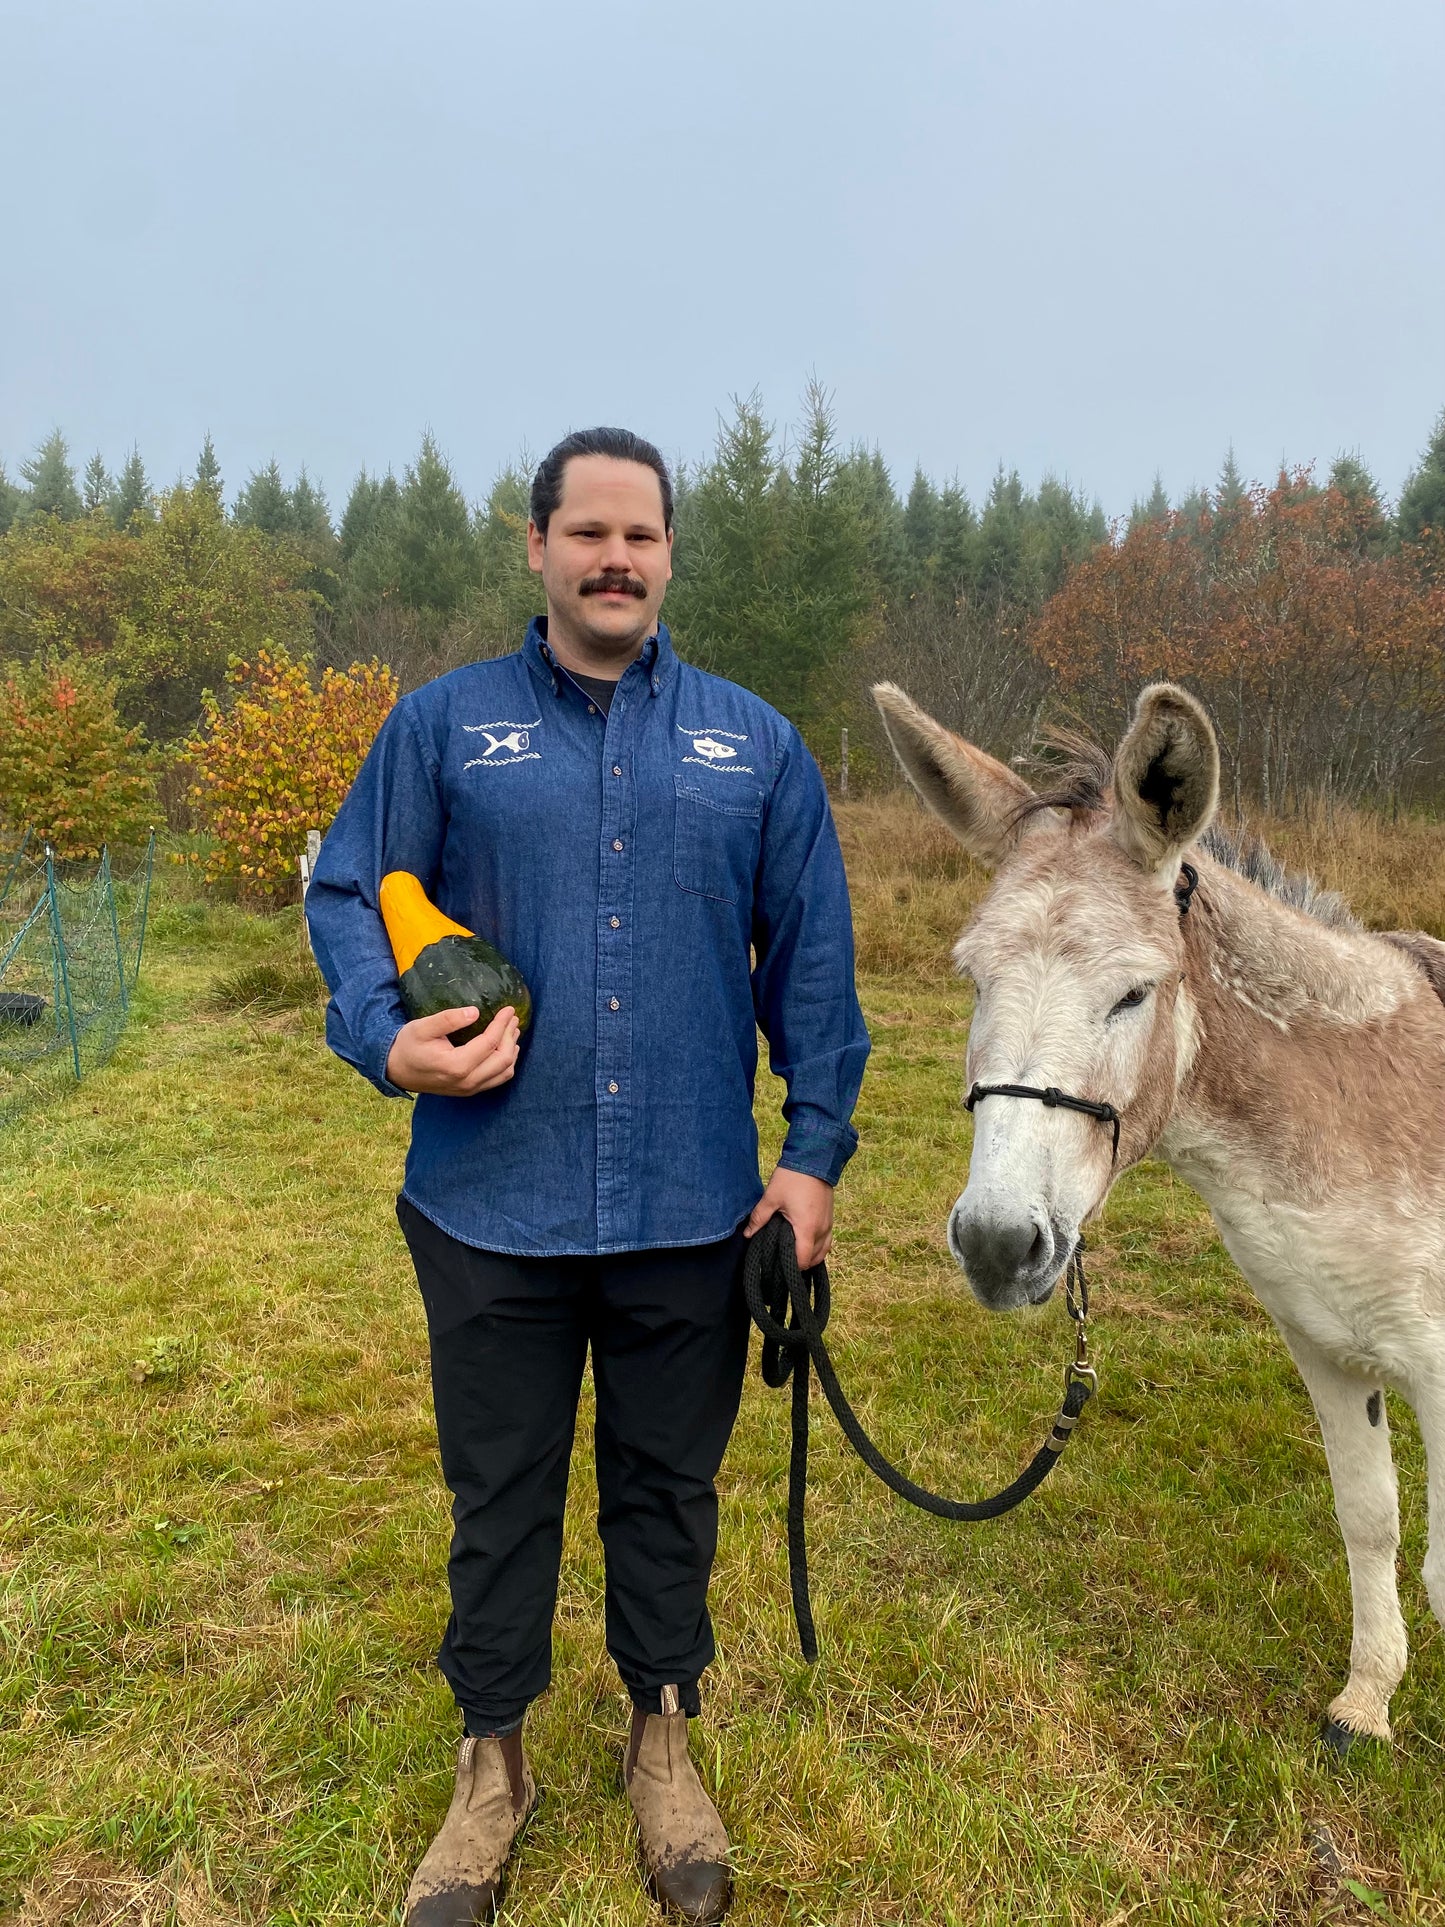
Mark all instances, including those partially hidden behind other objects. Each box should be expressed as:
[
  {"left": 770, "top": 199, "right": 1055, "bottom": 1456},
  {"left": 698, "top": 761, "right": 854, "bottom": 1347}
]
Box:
[{"left": 660, "top": 1684, "right": 680, "bottom": 1716}]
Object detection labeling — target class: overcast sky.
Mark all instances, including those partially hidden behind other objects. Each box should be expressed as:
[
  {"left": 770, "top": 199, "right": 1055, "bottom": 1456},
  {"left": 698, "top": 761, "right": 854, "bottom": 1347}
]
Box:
[{"left": 2, "top": 0, "right": 1442, "bottom": 520}]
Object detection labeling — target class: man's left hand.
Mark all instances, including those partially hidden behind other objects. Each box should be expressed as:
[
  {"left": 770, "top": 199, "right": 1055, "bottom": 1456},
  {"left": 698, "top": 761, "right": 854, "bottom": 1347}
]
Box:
[{"left": 743, "top": 1168, "right": 835, "bottom": 1270}]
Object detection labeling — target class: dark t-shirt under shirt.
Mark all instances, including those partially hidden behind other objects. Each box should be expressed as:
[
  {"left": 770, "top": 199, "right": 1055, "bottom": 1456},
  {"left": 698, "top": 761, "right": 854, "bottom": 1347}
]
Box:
[{"left": 566, "top": 669, "right": 619, "bottom": 715}]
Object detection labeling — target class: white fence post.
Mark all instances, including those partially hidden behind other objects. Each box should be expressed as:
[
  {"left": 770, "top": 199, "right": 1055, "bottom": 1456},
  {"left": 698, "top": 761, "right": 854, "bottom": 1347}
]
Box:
[{"left": 299, "top": 829, "right": 321, "bottom": 955}]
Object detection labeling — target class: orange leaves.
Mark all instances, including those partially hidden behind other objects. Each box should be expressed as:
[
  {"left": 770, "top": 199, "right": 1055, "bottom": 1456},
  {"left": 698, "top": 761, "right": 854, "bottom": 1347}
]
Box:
[
  {"left": 187, "top": 643, "right": 397, "bottom": 906},
  {"left": 1027, "top": 475, "right": 1445, "bottom": 804},
  {"left": 0, "top": 658, "right": 156, "bottom": 860}
]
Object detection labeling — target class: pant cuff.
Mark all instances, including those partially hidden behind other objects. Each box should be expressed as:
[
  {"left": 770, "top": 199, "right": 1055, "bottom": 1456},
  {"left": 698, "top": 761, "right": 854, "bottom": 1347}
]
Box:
[
  {"left": 628, "top": 1680, "right": 702, "bottom": 1718},
  {"left": 460, "top": 1705, "right": 528, "bottom": 1738}
]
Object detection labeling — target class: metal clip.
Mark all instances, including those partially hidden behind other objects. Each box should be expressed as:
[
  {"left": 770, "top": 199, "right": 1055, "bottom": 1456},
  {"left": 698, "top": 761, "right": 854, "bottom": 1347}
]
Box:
[{"left": 1064, "top": 1237, "right": 1096, "bottom": 1391}]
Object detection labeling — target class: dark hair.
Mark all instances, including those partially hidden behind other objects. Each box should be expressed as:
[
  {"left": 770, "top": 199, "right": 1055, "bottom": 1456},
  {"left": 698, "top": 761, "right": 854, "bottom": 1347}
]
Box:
[{"left": 529, "top": 426, "right": 674, "bottom": 536}]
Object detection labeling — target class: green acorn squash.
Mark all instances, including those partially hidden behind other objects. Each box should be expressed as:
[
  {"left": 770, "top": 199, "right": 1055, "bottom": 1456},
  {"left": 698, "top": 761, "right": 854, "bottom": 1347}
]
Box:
[{"left": 379, "top": 871, "right": 532, "bottom": 1045}]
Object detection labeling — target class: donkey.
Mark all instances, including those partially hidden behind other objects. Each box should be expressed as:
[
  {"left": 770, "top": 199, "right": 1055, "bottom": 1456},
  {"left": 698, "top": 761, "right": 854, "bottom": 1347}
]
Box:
[{"left": 873, "top": 678, "right": 1445, "bottom": 1748}]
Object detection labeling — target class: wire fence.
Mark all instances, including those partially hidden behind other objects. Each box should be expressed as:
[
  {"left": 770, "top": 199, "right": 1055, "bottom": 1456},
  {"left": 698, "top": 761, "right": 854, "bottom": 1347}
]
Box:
[{"left": 0, "top": 831, "right": 155, "bottom": 1129}]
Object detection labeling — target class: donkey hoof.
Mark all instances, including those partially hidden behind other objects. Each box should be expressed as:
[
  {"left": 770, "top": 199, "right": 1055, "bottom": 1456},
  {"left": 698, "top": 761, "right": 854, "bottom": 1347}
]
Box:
[{"left": 1319, "top": 1716, "right": 1383, "bottom": 1758}]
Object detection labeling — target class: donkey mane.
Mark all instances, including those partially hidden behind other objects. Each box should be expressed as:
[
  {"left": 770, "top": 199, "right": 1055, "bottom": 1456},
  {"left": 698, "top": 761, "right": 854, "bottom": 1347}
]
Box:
[{"left": 1013, "top": 729, "right": 1358, "bottom": 930}]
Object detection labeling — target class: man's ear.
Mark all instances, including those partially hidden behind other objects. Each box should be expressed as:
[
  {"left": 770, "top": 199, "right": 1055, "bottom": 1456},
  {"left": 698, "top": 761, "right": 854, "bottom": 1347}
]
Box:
[
  {"left": 871, "top": 683, "right": 1040, "bottom": 867},
  {"left": 1111, "top": 683, "right": 1219, "bottom": 876}
]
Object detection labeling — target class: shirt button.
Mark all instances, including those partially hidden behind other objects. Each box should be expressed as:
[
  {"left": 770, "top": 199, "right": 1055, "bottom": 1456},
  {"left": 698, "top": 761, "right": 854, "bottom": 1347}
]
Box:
[
  {"left": 609, "top": 997, "right": 620, "bottom": 1011},
  {"left": 588, "top": 704, "right": 597, "bottom": 714},
  {"left": 612, "top": 764, "right": 622, "bottom": 776},
  {"left": 607, "top": 1080, "right": 619, "bottom": 1095},
  {"left": 609, "top": 915, "right": 620, "bottom": 929},
  {"left": 612, "top": 839, "right": 624, "bottom": 852}
]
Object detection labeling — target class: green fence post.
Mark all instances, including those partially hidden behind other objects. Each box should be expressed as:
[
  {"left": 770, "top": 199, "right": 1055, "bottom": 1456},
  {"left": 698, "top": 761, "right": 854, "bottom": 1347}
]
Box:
[{"left": 46, "top": 847, "right": 82, "bottom": 1081}]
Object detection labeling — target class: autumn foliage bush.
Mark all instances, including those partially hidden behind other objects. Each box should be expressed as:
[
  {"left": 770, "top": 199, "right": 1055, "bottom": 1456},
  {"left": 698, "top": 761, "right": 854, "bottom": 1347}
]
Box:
[
  {"left": 0, "top": 485, "right": 317, "bottom": 742},
  {"left": 0, "top": 656, "right": 157, "bottom": 859},
  {"left": 1028, "top": 478, "right": 1445, "bottom": 811},
  {"left": 187, "top": 645, "right": 396, "bottom": 906}
]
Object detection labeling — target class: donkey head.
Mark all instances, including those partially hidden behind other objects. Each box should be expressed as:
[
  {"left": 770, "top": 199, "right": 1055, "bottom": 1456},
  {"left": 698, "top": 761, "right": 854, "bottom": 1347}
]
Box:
[{"left": 873, "top": 682, "right": 1219, "bottom": 1311}]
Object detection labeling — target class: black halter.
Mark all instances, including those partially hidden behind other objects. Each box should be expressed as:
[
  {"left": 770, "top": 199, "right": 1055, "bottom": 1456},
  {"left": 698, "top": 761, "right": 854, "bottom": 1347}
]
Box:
[
  {"left": 964, "top": 861, "right": 1200, "bottom": 1165},
  {"left": 964, "top": 1081, "right": 1121, "bottom": 1161}
]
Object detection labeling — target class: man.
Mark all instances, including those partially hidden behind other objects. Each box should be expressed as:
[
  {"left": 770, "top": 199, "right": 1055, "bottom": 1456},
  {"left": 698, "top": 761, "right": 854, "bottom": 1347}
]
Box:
[{"left": 306, "top": 427, "right": 868, "bottom": 1925}]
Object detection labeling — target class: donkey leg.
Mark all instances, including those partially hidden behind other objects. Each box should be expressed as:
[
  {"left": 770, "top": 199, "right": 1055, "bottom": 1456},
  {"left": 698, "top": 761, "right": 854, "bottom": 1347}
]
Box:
[
  {"left": 1277, "top": 1325, "right": 1406, "bottom": 1746},
  {"left": 1416, "top": 1372, "right": 1445, "bottom": 1630}
]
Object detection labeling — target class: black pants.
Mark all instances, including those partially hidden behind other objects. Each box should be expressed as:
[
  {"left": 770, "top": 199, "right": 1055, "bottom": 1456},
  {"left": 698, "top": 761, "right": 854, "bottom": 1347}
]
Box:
[{"left": 398, "top": 1198, "right": 750, "bottom": 1732}]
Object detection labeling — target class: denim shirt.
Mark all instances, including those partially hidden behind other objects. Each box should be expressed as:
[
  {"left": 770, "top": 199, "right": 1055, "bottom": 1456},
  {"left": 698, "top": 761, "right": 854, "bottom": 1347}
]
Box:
[{"left": 305, "top": 620, "right": 870, "bottom": 1256}]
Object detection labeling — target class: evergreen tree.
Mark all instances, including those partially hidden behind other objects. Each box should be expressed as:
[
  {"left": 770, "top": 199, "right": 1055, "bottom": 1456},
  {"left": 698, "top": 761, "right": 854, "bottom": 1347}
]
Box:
[
  {"left": 833, "top": 444, "right": 908, "bottom": 596},
  {"left": 667, "top": 391, "right": 780, "bottom": 682},
  {"left": 111, "top": 448, "right": 154, "bottom": 530},
  {"left": 773, "top": 382, "right": 870, "bottom": 720},
  {"left": 1215, "top": 445, "right": 1248, "bottom": 516},
  {"left": 1128, "top": 473, "right": 1171, "bottom": 531},
  {"left": 902, "top": 468, "right": 941, "bottom": 583},
  {"left": 1176, "top": 486, "right": 1209, "bottom": 533},
  {"left": 1328, "top": 453, "right": 1390, "bottom": 555},
  {"left": 1028, "top": 475, "right": 1101, "bottom": 599},
  {"left": 339, "top": 468, "right": 401, "bottom": 563},
  {"left": 668, "top": 387, "right": 869, "bottom": 733},
  {"left": 18, "top": 431, "right": 83, "bottom": 523},
  {"left": 289, "top": 468, "right": 334, "bottom": 544},
  {"left": 474, "top": 464, "right": 546, "bottom": 646},
  {"left": 932, "top": 483, "right": 977, "bottom": 601},
  {"left": 233, "top": 460, "right": 293, "bottom": 536},
  {"left": 1397, "top": 408, "right": 1445, "bottom": 545},
  {"left": 83, "top": 452, "right": 111, "bottom": 514},
  {"left": 0, "top": 464, "right": 19, "bottom": 536},
  {"left": 195, "top": 432, "right": 223, "bottom": 504},
  {"left": 977, "top": 467, "right": 1027, "bottom": 603},
  {"left": 393, "top": 433, "right": 478, "bottom": 616}
]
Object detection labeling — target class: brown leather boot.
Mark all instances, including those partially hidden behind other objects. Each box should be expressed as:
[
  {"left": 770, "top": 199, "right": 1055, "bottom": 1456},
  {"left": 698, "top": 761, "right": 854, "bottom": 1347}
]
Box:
[
  {"left": 624, "top": 1687, "right": 732, "bottom": 1924},
  {"left": 404, "top": 1730, "right": 538, "bottom": 1925}
]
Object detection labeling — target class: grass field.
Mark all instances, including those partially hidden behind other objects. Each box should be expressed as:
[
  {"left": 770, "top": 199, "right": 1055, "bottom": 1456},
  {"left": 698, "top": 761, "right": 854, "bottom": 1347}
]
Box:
[{"left": 2, "top": 800, "right": 1442, "bottom": 1925}]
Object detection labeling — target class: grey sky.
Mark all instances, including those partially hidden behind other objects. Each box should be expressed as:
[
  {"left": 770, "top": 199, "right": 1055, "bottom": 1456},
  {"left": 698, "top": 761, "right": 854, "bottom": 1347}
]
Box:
[{"left": 3, "top": 0, "right": 1442, "bottom": 520}]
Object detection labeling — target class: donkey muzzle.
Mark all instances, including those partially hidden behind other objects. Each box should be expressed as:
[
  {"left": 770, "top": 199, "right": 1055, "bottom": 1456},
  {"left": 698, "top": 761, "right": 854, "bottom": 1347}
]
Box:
[{"left": 948, "top": 1197, "right": 1068, "bottom": 1310}]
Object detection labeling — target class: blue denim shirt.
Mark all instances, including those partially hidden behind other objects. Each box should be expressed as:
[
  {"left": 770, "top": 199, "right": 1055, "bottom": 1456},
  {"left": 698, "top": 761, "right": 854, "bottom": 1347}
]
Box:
[{"left": 305, "top": 620, "right": 870, "bottom": 1256}]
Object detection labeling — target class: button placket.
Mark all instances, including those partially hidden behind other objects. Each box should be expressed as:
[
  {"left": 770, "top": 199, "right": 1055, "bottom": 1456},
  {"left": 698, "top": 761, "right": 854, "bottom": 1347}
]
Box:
[{"left": 596, "top": 685, "right": 639, "bottom": 1246}]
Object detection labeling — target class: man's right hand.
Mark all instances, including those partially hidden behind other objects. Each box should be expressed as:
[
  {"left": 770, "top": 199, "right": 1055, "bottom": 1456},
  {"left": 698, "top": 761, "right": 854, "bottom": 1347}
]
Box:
[{"left": 385, "top": 1005, "right": 521, "bottom": 1096}]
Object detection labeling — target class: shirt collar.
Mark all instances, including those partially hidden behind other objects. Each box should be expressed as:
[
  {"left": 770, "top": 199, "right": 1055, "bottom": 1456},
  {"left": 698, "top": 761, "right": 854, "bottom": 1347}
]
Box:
[{"left": 524, "top": 616, "right": 674, "bottom": 698}]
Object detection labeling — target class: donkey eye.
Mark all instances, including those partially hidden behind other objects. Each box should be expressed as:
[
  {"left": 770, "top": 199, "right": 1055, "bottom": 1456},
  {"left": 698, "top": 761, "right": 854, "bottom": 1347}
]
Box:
[{"left": 1109, "top": 984, "right": 1150, "bottom": 1017}]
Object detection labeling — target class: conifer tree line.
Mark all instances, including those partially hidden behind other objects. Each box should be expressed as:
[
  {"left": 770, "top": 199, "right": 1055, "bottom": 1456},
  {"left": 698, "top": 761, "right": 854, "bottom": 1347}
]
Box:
[{"left": 2, "top": 387, "right": 1443, "bottom": 811}]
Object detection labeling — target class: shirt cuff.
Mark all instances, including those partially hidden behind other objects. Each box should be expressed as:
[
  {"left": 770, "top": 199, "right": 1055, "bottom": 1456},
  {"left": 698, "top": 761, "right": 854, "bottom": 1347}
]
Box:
[
  {"left": 368, "top": 1018, "right": 410, "bottom": 1097},
  {"left": 777, "top": 1119, "right": 858, "bottom": 1188}
]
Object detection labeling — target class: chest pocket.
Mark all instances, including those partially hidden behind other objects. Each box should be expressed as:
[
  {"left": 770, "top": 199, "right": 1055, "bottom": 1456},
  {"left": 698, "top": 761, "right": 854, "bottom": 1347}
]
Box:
[{"left": 673, "top": 774, "right": 765, "bottom": 904}]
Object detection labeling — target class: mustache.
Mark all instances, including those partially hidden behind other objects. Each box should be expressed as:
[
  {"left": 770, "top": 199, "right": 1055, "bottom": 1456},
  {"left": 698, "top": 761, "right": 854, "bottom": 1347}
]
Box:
[{"left": 580, "top": 572, "right": 647, "bottom": 599}]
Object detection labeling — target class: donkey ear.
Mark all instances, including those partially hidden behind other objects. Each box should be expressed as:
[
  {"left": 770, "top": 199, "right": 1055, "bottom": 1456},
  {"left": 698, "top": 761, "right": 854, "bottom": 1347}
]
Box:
[
  {"left": 1111, "top": 683, "right": 1219, "bottom": 877},
  {"left": 872, "top": 683, "right": 1039, "bottom": 867}
]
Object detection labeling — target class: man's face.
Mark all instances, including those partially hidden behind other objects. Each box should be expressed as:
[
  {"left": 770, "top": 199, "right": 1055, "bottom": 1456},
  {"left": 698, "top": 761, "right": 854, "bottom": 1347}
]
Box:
[{"left": 528, "top": 455, "right": 673, "bottom": 665}]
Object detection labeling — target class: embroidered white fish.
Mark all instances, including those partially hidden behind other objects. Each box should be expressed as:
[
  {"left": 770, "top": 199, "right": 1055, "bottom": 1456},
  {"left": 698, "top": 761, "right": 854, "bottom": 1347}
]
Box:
[{"left": 478, "top": 728, "right": 530, "bottom": 757}]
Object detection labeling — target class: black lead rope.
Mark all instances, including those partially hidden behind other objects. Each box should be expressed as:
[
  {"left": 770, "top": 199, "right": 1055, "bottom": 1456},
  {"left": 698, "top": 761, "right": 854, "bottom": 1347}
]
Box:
[{"left": 743, "top": 1215, "right": 1097, "bottom": 1663}]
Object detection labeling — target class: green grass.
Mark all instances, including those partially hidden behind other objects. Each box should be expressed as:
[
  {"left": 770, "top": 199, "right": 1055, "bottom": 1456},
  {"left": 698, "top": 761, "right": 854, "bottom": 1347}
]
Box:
[{"left": 1, "top": 883, "right": 1442, "bottom": 1925}]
